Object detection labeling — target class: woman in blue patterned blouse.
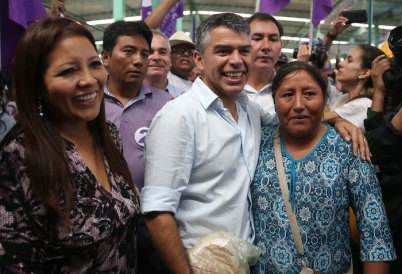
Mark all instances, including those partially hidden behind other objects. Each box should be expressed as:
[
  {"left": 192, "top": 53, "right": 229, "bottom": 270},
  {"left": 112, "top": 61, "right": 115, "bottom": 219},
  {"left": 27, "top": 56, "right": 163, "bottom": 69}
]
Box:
[
  {"left": 0, "top": 18, "right": 140, "bottom": 273},
  {"left": 251, "top": 61, "right": 395, "bottom": 274}
]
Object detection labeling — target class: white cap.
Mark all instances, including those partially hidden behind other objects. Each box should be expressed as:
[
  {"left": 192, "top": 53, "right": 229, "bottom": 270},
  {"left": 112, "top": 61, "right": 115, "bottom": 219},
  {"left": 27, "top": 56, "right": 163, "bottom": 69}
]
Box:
[{"left": 169, "top": 31, "right": 195, "bottom": 48}]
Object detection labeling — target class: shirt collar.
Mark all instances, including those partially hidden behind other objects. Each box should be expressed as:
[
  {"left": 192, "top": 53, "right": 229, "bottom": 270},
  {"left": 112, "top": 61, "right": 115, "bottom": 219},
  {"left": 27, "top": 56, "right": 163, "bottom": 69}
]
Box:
[
  {"left": 191, "top": 77, "right": 249, "bottom": 110},
  {"left": 104, "top": 83, "right": 149, "bottom": 99},
  {"left": 244, "top": 70, "right": 276, "bottom": 92}
]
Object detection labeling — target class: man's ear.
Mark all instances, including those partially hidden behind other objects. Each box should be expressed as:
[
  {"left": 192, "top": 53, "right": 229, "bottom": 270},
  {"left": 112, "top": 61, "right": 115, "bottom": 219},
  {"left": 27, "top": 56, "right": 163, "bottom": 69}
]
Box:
[
  {"left": 193, "top": 51, "right": 204, "bottom": 72},
  {"left": 101, "top": 50, "right": 110, "bottom": 67}
]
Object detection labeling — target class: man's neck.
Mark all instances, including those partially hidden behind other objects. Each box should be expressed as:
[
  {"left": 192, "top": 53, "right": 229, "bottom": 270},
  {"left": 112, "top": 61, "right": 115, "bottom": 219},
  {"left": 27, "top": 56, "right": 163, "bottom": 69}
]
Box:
[
  {"left": 144, "top": 76, "right": 168, "bottom": 90},
  {"left": 107, "top": 79, "right": 141, "bottom": 106},
  {"left": 247, "top": 69, "right": 274, "bottom": 91},
  {"left": 170, "top": 69, "right": 190, "bottom": 80}
]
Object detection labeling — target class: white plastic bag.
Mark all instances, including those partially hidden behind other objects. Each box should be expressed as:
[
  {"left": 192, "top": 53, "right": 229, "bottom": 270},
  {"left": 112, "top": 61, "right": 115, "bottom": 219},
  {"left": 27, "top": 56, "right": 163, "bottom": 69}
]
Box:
[{"left": 187, "top": 231, "right": 262, "bottom": 274}]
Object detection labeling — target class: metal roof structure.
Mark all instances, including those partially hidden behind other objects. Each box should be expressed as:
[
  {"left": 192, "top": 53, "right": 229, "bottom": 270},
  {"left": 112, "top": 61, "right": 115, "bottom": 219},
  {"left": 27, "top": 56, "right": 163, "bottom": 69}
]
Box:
[{"left": 41, "top": 0, "right": 402, "bottom": 59}]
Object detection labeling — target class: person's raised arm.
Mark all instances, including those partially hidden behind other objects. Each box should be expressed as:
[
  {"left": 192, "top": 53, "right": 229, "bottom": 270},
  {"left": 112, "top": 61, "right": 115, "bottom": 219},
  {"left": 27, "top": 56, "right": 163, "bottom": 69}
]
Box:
[
  {"left": 144, "top": 212, "right": 192, "bottom": 274},
  {"left": 145, "top": 0, "right": 180, "bottom": 29},
  {"left": 48, "top": 0, "right": 66, "bottom": 18},
  {"left": 324, "top": 10, "right": 350, "bottom": 51}
]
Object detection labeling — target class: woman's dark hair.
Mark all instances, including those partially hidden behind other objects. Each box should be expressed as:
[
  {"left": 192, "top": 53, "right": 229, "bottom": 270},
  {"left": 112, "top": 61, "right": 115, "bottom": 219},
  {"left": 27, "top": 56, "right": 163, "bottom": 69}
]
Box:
[
  {"left": 272, "top": 61, "right": 329, "bottom": 103},
  {"left": 1, "top": 17, "right": 136, "bottom": 240},
  {"left": 357, "top": 44, "right": 385, "bottom": 91}
]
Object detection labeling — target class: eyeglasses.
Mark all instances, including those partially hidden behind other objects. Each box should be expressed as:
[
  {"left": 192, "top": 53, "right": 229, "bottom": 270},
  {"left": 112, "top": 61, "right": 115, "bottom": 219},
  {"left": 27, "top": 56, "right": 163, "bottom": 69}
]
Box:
[{"left": 171, "top": 48, "right": 195, "bottom": 56}]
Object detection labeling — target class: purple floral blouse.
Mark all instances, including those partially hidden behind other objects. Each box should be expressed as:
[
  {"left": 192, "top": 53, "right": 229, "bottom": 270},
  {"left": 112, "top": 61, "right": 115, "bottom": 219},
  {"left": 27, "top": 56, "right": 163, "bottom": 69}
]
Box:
[{"left": 0, "top": 122, "right": 140, "bottom": 273}]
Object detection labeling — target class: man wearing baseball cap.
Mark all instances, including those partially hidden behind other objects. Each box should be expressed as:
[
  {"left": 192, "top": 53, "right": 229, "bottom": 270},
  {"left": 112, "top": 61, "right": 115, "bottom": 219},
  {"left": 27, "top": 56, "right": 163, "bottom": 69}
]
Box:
[{"left": 167, "top": 31, "right": 195, "bottom": 91}]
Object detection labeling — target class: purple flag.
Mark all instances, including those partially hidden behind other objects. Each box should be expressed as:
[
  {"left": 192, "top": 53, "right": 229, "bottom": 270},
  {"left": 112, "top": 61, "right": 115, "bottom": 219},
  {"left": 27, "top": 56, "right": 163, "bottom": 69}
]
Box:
[
  {"left": 258, "top": 0, "right": 290, "bottom": 14},
  {"left": 312, "top": 0, "right": 333, "bottom": 26},
  {"left": 160, "top": 0, "right": 184, "bottom": 38},
  {"left": 1, "top": 0, "right": 47, "bottom": 76},
  {"left": 9, "top": 0, "right": 47, "bottom": 28},
  {"left": 141, "top": 0, "right": 153, "bottom": 21}
]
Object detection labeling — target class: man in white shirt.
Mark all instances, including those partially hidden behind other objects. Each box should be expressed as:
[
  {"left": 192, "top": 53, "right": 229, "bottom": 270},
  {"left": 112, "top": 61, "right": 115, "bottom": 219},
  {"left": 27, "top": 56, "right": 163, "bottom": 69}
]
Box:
[
  {"left": 167, "top": 31, "right": 195, "bottom": 91},
  {"left": 141, "top": 13, "right": 277, "bottom": 274},
  {"left": 243, "top": 13, "right": 284, "bottom": 114},
  {"left": 144, "top": 29, "right": 183, "bottom": 96},
  {"left": 141, "top": 12, "right": 368, "bottom": 274}
]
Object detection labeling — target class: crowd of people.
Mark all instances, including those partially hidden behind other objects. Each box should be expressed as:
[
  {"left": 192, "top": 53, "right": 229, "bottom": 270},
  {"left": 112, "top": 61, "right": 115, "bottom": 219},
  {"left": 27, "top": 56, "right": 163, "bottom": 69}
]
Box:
[{"left": 0, "top": 0, "right": 401, "bottom": 273}]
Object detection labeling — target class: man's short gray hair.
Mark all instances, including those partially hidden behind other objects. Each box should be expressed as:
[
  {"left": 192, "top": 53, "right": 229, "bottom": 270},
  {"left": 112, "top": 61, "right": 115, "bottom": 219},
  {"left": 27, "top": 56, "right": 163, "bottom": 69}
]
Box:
[
  {"left": 195, "top": 13, "right": 250, "bottom": 54},
  {"left": 151, "top": 29, "right": 171, "bottom": 53}
]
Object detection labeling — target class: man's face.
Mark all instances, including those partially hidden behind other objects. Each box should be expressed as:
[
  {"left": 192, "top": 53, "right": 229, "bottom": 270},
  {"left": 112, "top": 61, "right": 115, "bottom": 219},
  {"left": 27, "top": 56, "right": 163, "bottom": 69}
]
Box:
[
  {"left": 194, "top": 26, "right": 251, "bottom": 100},
  {"left": 249, "top": 19, "right": 282, "bottom": 73},
  {"left": 147, "top": 33, "right": 171, "bottom": 78},
  {"left": 188, "top": 65, "right": 202, "bottom": 82},
  {"left": 170, "top": 43, "right": 195, "bottom": 78},
  {"left": 101, "top": 34, "right": 149, "bottom": 87}
]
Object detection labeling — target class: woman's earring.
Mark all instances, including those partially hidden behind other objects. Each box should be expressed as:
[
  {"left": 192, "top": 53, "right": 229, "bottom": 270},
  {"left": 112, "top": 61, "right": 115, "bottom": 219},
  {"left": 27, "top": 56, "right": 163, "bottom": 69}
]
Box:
[
  {"left": 37, "top": 99, "right": 44, "bottom": 118},
  {"left": 358, "top": 75, "right": 362, "bottom": 79}
]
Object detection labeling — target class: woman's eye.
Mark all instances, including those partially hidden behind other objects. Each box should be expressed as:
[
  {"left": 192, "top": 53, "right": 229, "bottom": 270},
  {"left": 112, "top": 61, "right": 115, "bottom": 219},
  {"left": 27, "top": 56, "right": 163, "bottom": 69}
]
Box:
[
  {"left": 91, "top": 61, "right": 103, "bottom": 67},
  {"left": 59, "top": 68, "right": 76, "bottom": 76}
]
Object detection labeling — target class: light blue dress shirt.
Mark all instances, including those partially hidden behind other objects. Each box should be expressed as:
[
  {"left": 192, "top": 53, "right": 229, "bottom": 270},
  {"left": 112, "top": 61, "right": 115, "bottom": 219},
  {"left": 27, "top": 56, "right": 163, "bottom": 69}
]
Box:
[
  {"left": 167, "top": 72, "right": 193, "bottom": 92},
  {"left": 141, "top": 77, "right": 277, "bottom": 249},
  {"left": 166, "top": 81, "right": 183, "bottom": 97}
]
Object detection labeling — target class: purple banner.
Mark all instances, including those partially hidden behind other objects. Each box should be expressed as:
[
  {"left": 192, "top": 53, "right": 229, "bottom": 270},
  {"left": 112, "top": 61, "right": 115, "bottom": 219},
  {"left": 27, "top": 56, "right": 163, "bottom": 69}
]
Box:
[
  {"left": 160, "top": 0, "right": 184, "bottom": 38},
  {"left": 9, "top": 0, "right": 47, "bottom": 28},
  {"left": 259, "top": 0, "right": 290, "bottom": 15},
  {"left": 312, "top": 0, "right": 333, "bottom": 26},
  {"left": 1, "top": 0, "right": 47, "bottom": 76},
  {"left": 141, "top": 0, "right": 153, "bottom": 21}
]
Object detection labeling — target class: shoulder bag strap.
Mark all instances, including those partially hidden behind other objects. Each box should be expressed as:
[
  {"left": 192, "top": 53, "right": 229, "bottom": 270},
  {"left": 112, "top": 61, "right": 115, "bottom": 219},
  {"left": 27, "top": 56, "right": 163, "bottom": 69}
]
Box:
[{"left": 273, "top": 126, "right": 305, "bottom": 256}]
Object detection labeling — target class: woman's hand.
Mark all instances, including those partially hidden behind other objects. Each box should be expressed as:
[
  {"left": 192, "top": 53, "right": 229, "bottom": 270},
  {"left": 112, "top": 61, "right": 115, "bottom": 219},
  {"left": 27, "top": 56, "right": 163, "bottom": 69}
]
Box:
[
  {"left": 333, "top": 118, "right": 371, "bottom": 161},
  {"left": 296, "top": 45, "right": 312, "bottom": 63},
  {"left": 371, "top": 55, "right": 392, "bottom": 95},
  {"left": 370, "top": 55, "right": 392, "bottom": 112},
  {"left": 328, "top": 10, "right": 350, "bottom": 37}
]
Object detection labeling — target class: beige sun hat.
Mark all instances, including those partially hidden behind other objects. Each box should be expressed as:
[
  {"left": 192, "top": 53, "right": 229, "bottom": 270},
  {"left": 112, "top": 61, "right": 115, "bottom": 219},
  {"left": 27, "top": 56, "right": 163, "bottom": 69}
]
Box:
[{"left": 169, "top": 31, "right": 195, "bottom": 48}]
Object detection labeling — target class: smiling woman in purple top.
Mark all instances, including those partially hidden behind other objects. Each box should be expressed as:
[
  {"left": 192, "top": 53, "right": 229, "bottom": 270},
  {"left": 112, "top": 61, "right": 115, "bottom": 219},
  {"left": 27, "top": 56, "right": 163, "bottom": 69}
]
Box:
[{"left": 0, "top": 18, "right": 140, "bottom": 273}]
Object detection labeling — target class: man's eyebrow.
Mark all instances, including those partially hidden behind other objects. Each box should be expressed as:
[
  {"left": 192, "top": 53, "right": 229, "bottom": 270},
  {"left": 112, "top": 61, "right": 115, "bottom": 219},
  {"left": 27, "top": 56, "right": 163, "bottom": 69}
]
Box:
[{"left": 251, "top": 32, "right": 280, "bottom": 37}]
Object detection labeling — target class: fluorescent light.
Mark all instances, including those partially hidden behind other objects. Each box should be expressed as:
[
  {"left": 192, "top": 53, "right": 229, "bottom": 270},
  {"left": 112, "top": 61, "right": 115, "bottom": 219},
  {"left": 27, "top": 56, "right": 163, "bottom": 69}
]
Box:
[
  {"left": 87, "top": 18, "right": 115, "bottom": 25},
  {"left": 95, "top": 41, "right": 103, "bottom": 45},
  {"left": 353, "top": 23, "right": 396, "bottom": 30},
  {"left": 86, "top": 10, "right": 398, "bottom": 31},
  {"left": 87, "top": 16, "right": 141, "bottom": 25},
  {"left": 125, "top": 16, "right": 142, "bottom": 21},
  {"left": 281, "top": 48, "right": 295, "bottom": 53},
  {"left": 275, "top": 16, "right": 311, "bottom": 23}
]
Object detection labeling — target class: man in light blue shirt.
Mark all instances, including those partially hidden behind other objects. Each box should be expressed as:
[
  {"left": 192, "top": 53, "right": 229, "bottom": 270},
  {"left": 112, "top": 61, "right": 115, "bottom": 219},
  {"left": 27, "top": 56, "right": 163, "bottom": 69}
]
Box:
[
  {"left": 141, "top": 12, "right": 367, "bottom": 274},
  {"left": 141, "top": 13, "right": 277, "bottom": 274}
]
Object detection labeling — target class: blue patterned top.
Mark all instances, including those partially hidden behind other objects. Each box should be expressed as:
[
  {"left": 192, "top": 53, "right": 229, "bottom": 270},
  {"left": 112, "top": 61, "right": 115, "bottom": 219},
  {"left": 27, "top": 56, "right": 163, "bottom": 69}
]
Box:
[{"left": 251, "top": 125, "right": 396, "bottom": 274}]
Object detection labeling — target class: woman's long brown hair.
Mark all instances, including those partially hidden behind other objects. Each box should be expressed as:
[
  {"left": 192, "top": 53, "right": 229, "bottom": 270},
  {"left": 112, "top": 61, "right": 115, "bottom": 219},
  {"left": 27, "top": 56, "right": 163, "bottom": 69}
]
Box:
[{"left": 1, "top": 18, "right": 136, "bottom": 240}]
